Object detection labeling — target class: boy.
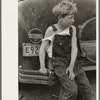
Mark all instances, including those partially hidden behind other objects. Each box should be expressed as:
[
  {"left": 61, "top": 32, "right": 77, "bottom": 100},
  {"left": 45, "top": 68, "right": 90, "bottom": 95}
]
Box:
[{"left": 39, "top": 0, "right": 94, "bottom": 100}]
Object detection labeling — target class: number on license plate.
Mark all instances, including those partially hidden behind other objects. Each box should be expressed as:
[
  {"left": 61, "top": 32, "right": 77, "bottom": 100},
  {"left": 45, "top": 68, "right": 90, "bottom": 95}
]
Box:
[{"left": 22, "top": 43, "right": 41, "bottom": 57}]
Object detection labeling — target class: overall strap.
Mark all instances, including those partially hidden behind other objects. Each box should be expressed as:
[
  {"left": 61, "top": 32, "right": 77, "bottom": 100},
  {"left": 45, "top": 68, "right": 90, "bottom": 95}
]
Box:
[
  {"left": 69, "top": 26, "right": 73, "bottom": 37},
  {"left": 51, "top": 25, "right": 57, "bottom": 31},
  {"left": 69, "top": 26, "right": 82, "bottom": 54}
]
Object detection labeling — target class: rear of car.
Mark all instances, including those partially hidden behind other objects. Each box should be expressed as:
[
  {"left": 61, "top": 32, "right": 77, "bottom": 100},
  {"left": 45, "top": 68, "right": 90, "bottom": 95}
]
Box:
[{"left": 18, "top": 0, "right": 96, "bottom": 85}]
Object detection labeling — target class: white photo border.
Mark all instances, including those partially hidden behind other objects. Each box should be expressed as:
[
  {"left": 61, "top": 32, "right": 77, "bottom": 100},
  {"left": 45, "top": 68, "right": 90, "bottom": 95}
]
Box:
[{"left": 2, "top": 0, "right": 99, "bottom": 100}]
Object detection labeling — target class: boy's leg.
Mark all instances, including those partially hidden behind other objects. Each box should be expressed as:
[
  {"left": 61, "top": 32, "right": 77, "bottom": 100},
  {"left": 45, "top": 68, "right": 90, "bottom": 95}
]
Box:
[
  {"left": 55, "top": 66, "right": 78, "bottom": 100},
  {"left": 75, "top": 72, "right": 95, "bottom": 100}
]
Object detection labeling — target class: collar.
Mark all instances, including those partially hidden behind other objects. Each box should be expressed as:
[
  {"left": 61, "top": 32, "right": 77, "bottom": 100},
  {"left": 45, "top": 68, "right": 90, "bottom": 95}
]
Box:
[{"left": 57, "top": 28, "right": 70, "bottom": 35}]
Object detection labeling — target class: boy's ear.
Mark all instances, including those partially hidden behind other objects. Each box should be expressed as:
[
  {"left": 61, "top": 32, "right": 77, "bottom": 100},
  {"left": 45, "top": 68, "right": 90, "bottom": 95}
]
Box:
[{"left": 58, "top": 15, "right": 63, "bottom": 21}]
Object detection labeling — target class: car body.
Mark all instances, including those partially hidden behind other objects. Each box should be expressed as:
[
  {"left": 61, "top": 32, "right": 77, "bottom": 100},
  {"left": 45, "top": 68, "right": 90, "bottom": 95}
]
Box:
[{"left": 18, "top": 0, "right": 96, "bottom": 85}]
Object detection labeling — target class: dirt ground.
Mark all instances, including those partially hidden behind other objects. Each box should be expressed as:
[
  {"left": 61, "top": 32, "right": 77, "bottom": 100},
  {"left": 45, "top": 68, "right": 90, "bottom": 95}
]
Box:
[{"left": 19, "top": 70, "right": 96, "bottom": 100}]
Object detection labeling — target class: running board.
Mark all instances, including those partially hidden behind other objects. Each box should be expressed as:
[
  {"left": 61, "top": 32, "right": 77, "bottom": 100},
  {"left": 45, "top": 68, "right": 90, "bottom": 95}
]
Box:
[{"left": 83, "top": 65, "right": 96, "bottom": 71}]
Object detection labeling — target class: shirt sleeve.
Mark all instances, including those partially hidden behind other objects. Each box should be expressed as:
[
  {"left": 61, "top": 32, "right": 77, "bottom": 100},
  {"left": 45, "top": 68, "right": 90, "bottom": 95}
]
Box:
[{"left": 42, "top": 35, "right": 54, "bottom": 42}]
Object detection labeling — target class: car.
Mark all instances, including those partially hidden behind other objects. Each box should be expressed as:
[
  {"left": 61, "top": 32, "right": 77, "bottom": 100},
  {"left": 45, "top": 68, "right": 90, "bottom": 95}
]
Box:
[{"left": 18, "top": 0, "right": 96, "bottom": 85}]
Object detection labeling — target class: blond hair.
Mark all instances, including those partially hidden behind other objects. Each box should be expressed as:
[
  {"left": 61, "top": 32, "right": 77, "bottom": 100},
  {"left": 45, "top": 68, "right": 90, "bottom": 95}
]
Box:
[{"left": 52, "top": 0, "right": 77, "bottom": 19}]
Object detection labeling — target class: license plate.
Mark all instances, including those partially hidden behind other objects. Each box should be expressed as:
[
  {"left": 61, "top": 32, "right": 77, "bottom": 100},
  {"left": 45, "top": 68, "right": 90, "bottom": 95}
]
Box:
[{"left": 22, "top": 43, "right": 41, "bottom": 57}]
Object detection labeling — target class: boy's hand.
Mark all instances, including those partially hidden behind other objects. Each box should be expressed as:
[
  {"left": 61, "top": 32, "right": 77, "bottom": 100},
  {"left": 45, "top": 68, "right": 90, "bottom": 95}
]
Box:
[
  {"left": 39, "top": 68, "right": 48, "bottom": 75},
  {"left": 66, "top": 67, "right": 75, "bottom": 80}
]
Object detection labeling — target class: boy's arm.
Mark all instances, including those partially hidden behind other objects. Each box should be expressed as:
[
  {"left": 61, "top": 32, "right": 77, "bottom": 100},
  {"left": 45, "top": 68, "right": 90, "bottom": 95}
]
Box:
[
  {"left": 66, "top": 26, "right": 78, "bottom": 80},
  {"left": 39, "top": 26, "right": 53, "bottom": 74},
  {"left": 39, "top": 40, "right": 49, "bottom": 74},
  {"left": 69, "top": 26, "right": 78, "bottom": 68}
]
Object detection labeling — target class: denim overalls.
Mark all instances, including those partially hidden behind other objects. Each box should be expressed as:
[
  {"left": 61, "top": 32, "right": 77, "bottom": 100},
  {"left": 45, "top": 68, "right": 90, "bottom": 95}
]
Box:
[{"left": 52, "top": 25, "right": 94, "bottom": 100}]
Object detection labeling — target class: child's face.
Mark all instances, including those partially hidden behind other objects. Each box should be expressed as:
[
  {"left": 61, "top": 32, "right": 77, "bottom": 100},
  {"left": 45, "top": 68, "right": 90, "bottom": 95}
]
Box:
[{"left": 60, "top": 14, "right": 75, "bottom": 28}]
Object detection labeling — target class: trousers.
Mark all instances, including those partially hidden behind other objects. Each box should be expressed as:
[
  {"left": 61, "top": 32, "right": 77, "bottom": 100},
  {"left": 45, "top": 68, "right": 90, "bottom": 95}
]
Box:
[{"left": 52, "top": 57, "right": 94, "bottom": 100}]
